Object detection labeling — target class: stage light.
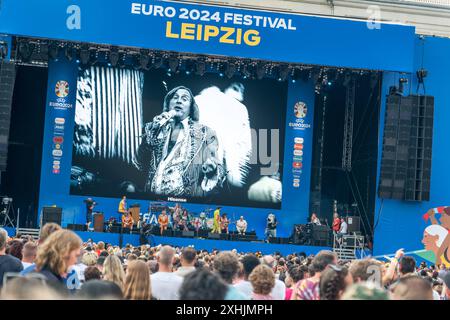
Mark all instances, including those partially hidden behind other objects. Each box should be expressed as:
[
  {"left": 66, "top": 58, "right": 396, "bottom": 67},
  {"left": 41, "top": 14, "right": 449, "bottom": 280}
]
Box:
[
  {"left": 241, "top": 64, "right": 252, "bottom": 79},
  {"left": 0, "top": 43, "right": 7, "bottom": 60},
  {"left": 79, "top": 45, "right": 90, "bottom": 65},
  {"left": 195, "top": 59, "right": 206, "bottom": 76},
  {"left": 256, "top": 63, "right": 266, "bottom": 80},
  {"left": 18, "top": 41, "right": 34, "bottom": 62},
  {"left": 277, "top": 64, "right": 290, "bottom": 82},
  {"left": 398, "top": 77, "right": 408, "bottom": 95},
  {"left": 138, "top": 50, "right": 150, "bottom": 70},
  {"left": 65, "top": 45, "right": 75, "bottom": 62},
  {"left": 225, "top": 62, "right": 237, "bottom": 79},
  {"left": 153, "top": 55, "right": 164, "bottom": 69},
  {"left": 342, "top": 72, "right": 352, "bottom": 87},
  {"left": 109, "top": 49, "right": 120, "bottom": 67},
  {"left": 168, "top": 57, "right": 179, "bottom": 73},
  {"left": 48, "top": 42, "right": 59, "bottom": 61}
]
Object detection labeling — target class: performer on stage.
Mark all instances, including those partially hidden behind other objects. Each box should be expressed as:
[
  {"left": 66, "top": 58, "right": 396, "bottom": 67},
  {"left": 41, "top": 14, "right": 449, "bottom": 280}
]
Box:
[
  {"left": 84, "top": 198, "right": 96, "bottom": 230},
  {"left": 181, "top": 209, "right": 191, "bottom": 231},
  {"left": 122, "top": 210, "right": 134, "bottom": 231},
  {"left": 332, "top": 213, "right": 341, "bottom": 233},
  {"left": 310, "top": 212, "right": 321, "bottom": 226},
  {"left": 265, "top": 213, "right": 277, "bottom": 240},
  {"left": 133, "top": 86, "right": 225, "bottom": 197},
  {"left": 220, "top": 213, "right": 230, "bottom": 234},
  {"left": 211, "top": 207, "right": 221, "bottom": 233},
  {"left": 158, "top": 209, "right": 169, "bottom": 235},
  {"left": 236, "top": 216, "right": 248, "bottom": 235},
  {"left": 118, "top": 196, "right": 127, "bottom": 216}
]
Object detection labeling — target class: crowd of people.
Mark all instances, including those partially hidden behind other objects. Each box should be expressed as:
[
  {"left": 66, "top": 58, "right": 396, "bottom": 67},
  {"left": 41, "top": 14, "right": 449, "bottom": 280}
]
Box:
[{"left": 0, "top": 225, "right": 449, "bottom": 300}]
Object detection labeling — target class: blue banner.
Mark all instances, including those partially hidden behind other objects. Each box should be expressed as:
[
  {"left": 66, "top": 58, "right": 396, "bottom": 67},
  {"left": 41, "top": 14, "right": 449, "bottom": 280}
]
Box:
[{"left": 0, "top": 0, "right": 415, "bottom": 72}]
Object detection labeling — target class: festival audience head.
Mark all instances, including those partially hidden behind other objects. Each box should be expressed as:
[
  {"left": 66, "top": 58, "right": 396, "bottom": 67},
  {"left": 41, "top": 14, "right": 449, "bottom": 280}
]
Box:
[
  {"left": 22, "top": 241, "right": 38, "bottom": 265},
  {"left": 341, "top": 282, "right": 390, "bottom": 300},
  {"left": 249, "top": 264, "right": 276, "bottom": 299},
  {"left": 310, "top": 250, "right": 337, "bottom": 276},
  {"left": 179, "top": 269, "right": 228, "bottom": 300},
  {"left": 319, "top": 265, "right": 353, "bottom": 300},
  {"left": 77, "top": 280, "right": 123, "bottom": 300},
  {"left": 7, "top": 239, "right": 24, "bottom": 260},
  {"left": 392, "top": 275, "right": 433, "bottom": 300},
  {"left": 123, "top": 260, "right": 151, "bottom": 300},
  {"left": 213, "top": 251, "right": 240, "bottom": 284},
  {"left": 38, "top": 223, "right": 62, "bottom": 244},
  {"left": 349, "top": 258, "right": 383, "bottom": 286},
  {"left": 399, "top": 256, "right": 416, "bottom": 276},
  {"left": 285, "top": 265, "right": 305, "bottom": 287},
  {"left": 34, "top": 229, "right": 82, "bottom": 279},
  {"left": 241, "top": 254, "right": 260, "bottom": 280},
  {"left": 147, "top": 260, "right": 159, "bottom": 274},
  {"left": 0, "top": 276, "right": 62, "bottom": 300},
  {"left": 84, "top": 266, "right": 102, "bottom": 282},
  {"left": 81, "top": 251, "right": 98, "bottom": 267},
  {"left": 96, "top": 256, "right": 106, "bottom": 272},
  {"left": 157, "top": 245, "right": 176, "bottom": 271},
  {"left": 103, "top": 254, "right": 125, "bottom": 290},
  {"left": 180, "top": 247, "right": 197, "bottom": 267}
]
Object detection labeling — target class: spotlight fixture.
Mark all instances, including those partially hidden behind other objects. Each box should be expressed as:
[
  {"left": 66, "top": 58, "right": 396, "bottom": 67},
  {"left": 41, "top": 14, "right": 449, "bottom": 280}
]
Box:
[
  {"left": 241, "top": 64, "right": 253, "bottom": 79},
  {"left": 138, "top": 50, "right": 150, "bottom": 70},
  {"left": 195, "top": 59, "right": 206, "bottom": 76},
  {"left": 278, "top": 64, "right": 290, "bottom": 82},
  {"left": 152, "top": 54, "right": 164, "bottom": 69},
  {"left": 168, "top": 56, "right": 179, "bottom": 73},
  {"left": 256, "top": 63, "right": 266, "bottom": 80},
  {"left": 342, "top": 72, "right": 352, "bottom": 87},
  {"left": 398, "top": 77, "right": 408, "bottom": 95},
  {"left": 48, "top": 42, "right": 59, "bottom": 61},
  {"left": 225, "top": 62, "right": 237, "bottom": 79},
  {"left": 18, "top": 41, "right": 34, "bottom": 62},
  {"left": 0, "top": 42, "right": 8, "bottom": 59},
  {"left": 79, "top": 44, "right": 90, "bottom": 65},
  {"left": 109, "top": 48, "right": 120, "bottom": 67},
  {"left": 65, "top": 45, "right": 75, "bottom": 61}
]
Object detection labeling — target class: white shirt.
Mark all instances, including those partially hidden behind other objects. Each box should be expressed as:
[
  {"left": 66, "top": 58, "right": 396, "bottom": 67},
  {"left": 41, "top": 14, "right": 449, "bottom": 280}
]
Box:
[
  {"left": 22, "top": 261, "right": 33, "bottom": 269},
  {"left": 151, "top": 272, "right": 183, "bottom": 300},
  {"left": 233, "top": 279, "right": 286, "bottom": 300},
  {"left": 236, "top": 219, "right": 247, "bottom": 231},
  {"left": 340, "top": 221, "right": 348, "bottom": 234},
  {"left": 175, "top": 266, "right": 196, "bottom": 277}
]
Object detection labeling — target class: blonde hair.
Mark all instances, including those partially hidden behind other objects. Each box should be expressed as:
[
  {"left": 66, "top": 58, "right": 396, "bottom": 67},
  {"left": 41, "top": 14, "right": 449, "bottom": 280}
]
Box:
[
  {"left": 249, "top": 264, "right": 275, "bottom": 295},
  {"left": 81, "top": 251, "right": 98, "bottom": 266},
  {"left": 123, "top": 260, "right": 151, "bottom": 300},
  {"left": 39, "top": 223, "right": 62, "bottom": 244},
  {"left": 35, "top": 230, "right": 82, "bottom": 276},
  {"left": 103, "top": 255, "right": 125, "bottom": 291}
]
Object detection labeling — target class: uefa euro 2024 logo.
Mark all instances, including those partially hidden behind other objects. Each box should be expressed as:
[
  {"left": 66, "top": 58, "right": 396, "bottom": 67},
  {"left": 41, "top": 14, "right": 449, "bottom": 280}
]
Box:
[
  {"left": 55, "top": 81, "right": 69, "bottom": 98},
  {"left": 294, "top": 101, "right": 307, "bottom": 118}
]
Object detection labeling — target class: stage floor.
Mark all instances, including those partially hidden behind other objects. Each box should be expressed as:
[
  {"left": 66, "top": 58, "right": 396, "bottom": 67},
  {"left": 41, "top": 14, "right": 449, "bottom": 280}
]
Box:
[{"left": 4, "top": 227, "right": 373, "bottom": 257}]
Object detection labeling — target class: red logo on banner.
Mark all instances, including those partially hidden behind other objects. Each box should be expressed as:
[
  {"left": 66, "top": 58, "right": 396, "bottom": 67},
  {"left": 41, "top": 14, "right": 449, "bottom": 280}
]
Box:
[
  {"left": 53, "top": 136, "right": 64, "bottom": 144},
  {"left": 294, "top": 144, "right": 304, "bottom": 150},
  {"left": 293, "top": 162, "right": 303, "bottom": 169},
  {"left": 53, "top": 169, "right": 60, "bottom": 174}
]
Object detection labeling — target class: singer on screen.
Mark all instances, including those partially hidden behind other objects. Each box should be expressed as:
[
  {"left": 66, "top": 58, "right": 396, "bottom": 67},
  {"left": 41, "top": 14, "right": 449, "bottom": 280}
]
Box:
[{"left": 133, "top": 86, "right": 226, "bottom": 197}]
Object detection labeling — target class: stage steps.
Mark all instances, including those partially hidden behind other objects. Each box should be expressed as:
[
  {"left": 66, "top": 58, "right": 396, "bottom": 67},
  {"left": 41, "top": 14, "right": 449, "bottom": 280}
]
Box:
[
  {"left": 333, "top": 247, "right": 356, "bottom": 261},
  {"left": 16, "top": 228, "right": 40, "bottom": 240}
]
